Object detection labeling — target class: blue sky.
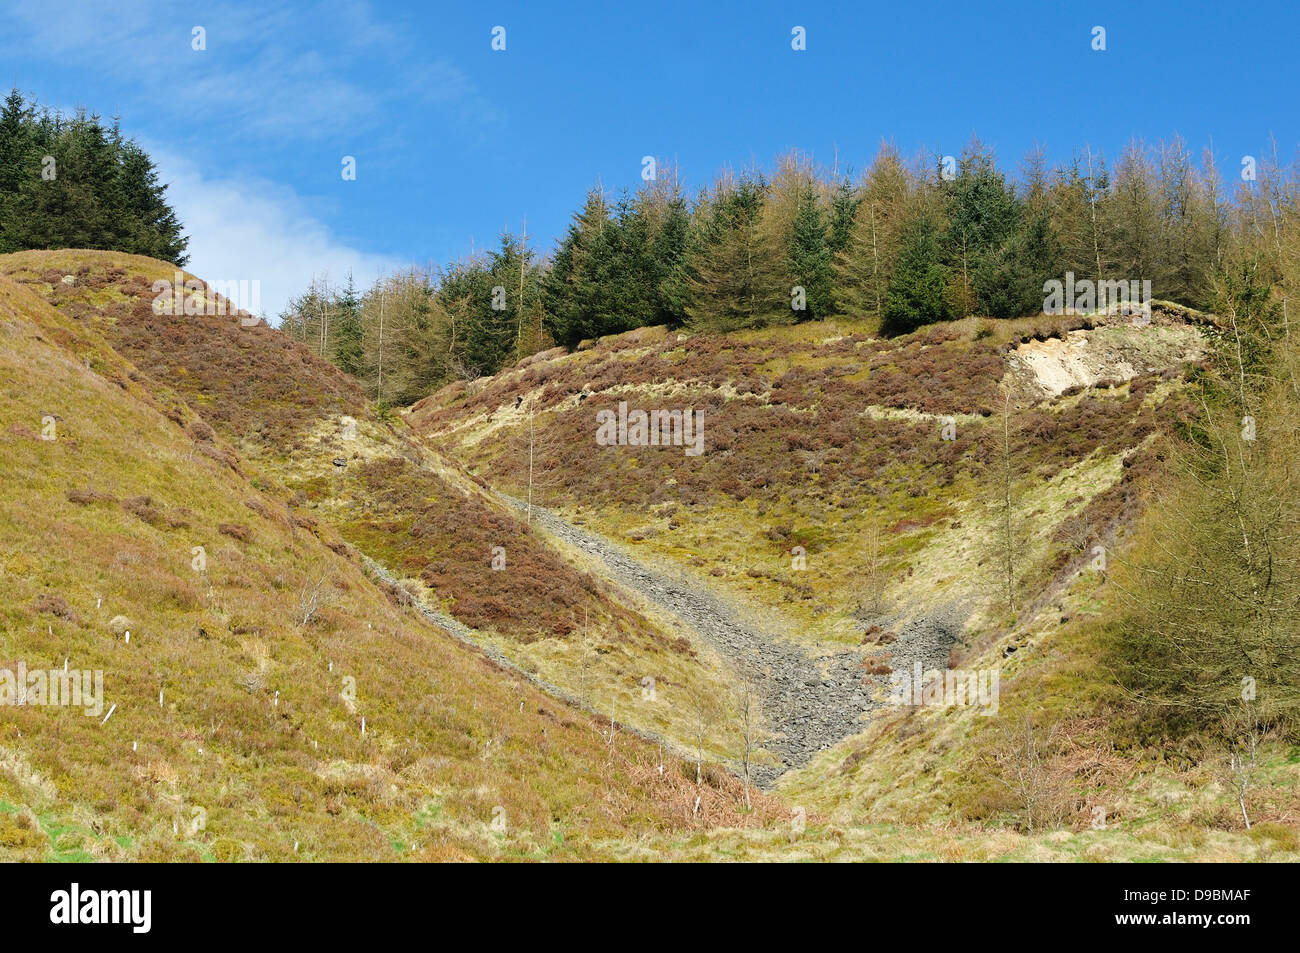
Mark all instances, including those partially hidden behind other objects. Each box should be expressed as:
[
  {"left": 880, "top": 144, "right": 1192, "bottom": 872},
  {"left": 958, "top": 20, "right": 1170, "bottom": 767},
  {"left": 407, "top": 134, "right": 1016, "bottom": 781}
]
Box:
[{"left": 1, "top": 0, "right": 1297, "bottom": 317}]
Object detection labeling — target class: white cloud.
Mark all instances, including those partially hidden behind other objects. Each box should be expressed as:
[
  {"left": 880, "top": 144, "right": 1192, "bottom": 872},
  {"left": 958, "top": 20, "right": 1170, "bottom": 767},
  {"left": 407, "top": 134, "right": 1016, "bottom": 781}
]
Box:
[
  {"left": 152, "top": 148, "right": 401, "bottom": 321},
  {"left": 2, "top": 0, "right": 499, "bottom": 318}
]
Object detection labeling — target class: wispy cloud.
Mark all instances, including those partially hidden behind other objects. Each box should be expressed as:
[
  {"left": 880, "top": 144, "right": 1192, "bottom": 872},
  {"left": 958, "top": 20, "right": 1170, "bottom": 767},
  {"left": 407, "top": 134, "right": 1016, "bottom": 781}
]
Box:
[
  {"left": 0, "top": 0, "right": 499, "bottom": 314},
  {"left": 0, "top": 0, "right": 499, "bottom": 142},
  {"left": 152, "top": 147, "right": 401, "bottom": 320}
]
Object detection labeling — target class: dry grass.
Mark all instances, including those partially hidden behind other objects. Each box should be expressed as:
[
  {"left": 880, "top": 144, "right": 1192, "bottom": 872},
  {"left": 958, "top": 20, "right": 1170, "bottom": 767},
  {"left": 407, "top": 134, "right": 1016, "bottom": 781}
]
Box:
[
  {"left": 4, "top": 251, "right": 1291, "bottom": 862},
  {"left": 0, "top": 266, "right": 764, "bottom": 861},
  {"left": 1, "top": 250, "right": 745, "bottom": 776},
  {"left": 407, "top": 309, "right": 1198, "bottom": 645}
]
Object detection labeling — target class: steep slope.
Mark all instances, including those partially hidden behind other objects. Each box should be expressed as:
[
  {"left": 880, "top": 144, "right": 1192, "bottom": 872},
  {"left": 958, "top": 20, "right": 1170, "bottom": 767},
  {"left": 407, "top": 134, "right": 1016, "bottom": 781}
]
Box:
[
  {"left": 0, "top": 249, "right": 752, "bottom": 771},
  {"left": 6, "top": 251, "right": 1292, "bottom": 862},
  {"left": 402, "top": 305, "right": 1300, "bottom": 852},
  {"left": 408, "top": 311, "right": 1204, "bottom": 648},
  {"left": 0, "top": 262, "right": 778, "bottom": 861}
]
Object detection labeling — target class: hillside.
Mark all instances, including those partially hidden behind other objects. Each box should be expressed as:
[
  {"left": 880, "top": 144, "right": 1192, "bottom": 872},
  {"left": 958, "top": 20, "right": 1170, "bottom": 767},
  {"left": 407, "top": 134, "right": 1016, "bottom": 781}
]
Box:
[
  {"left": 405, "top": 302, "right": 1300, "bottom": 854},
  {"left": 408, "top": 308, "right": 1204, "bottom": 641},
  {"left": 0, "top": 250, "right": 763, "bottom": 764},
  {"left": 0, "top": 253, "right": 778, "bottom": 861},
  {"left": 2, "top": 249, "right": 1295, "bottom": 863}
]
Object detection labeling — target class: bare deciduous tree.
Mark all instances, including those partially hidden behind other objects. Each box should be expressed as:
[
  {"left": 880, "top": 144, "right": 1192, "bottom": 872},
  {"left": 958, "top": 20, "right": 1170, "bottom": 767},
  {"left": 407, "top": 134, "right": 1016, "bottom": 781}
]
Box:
[
  {"left": 1220, "top": 703, "right": 1266, "bottom": 830},
  {"left": 297, "top": 572, "right": 335, "bottom": 627},
  {"left": 986, "top": 388, "right": 1030, "bottom": 616},
  {"left": 502, "top": 404, "right": 567, "bottom": 526},
  {"left": 684, "top": 688, "right": 720, "bottom": 788},
  {"left": 735, "top": 683, "right": 768, "bottom": 811},
  {"left": 989, "top": 714, "right": 1069, "bottom": 834},
  {"left": 859, "top": 521, "right": 888, "bottom": 617}
]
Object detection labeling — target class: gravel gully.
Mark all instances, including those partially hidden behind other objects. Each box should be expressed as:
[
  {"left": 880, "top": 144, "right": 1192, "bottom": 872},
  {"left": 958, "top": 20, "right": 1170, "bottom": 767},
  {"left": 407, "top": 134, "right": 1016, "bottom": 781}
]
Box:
[{"left": 500, "top": 495, "right": 880, "bottom": 786}]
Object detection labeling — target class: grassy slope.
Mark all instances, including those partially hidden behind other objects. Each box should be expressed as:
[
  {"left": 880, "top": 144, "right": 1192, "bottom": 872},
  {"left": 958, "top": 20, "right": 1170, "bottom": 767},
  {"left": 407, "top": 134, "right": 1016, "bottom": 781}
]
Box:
[
  {"left": 4, "top": 250, "right": 1292, "bottom": 861},
  {"left": 0, "top": 260, "right": 781, "bottom": 861},
  {"left": 408, "top": 313, "right": 1193, "bottom": 643},
  {"left": 0, "top": 249, "right": 743, "bottom": 770},
  {"left": 408, "top": 309, "right": 1300, "bottom": 859}
]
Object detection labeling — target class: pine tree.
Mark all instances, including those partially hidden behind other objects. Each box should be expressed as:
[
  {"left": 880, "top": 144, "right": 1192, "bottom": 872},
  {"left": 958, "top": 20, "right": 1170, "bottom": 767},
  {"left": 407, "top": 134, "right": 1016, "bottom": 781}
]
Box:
[
  {"left": 1155, "top": 135, "right": 1216, "bottom": 307},
  {"left": 788, "top": 182, "right": 833, "bottom": 319},
  {"left": 115, "top": 141, "right": 188, "bottom": 264},
  {"left": 1049, "top": 152, "right": 1110, "bottom": 285},
  {"left": 1020, "top": 142, "right": 1051, "bottom": 220},
  {"left": 0, "top": 88, "right": 33, "bottom": 253},
  {"left": 332, "top": 273, "right": 365, "bottom": 375},
  {"left": 0, "top": 91, "right": 187, "bottom": 262},
  {"left": 1107, "top": 139, "right": 1161, "bottom": 285},
  {"left": 975, "top": 211, "right": 1061, "bottom": 318},
  {"left": 378, "top": 269, "right": 455, "bottom": 404},
  {"left": 685, "top": 172, "right": 785, "bottom": 331},
  {"left": 597, "top": 193, "right": 657, "bottom": 333},
  {"left": 645, "top": 186, "right": 691, "bottom": 326},
  {"left": 458, "top": 232, "right": 542, "bottom": 376},
  {"left": 0, "top": 88, "right": 32, "bottom": 200},
  {"left": 942, "top": 141, "right": 1021, "bottom": 318},
  {"left": 833, "top": 143, "right": 912, "bottom": 318},
  {"left": 543, "top": 190, "right": 610, "bottom": 347},
  {"left": 826, "top": 178, "right": 861, "bottom": 262},
  {"left": 881, "top": 216, "right": 949, "bottom": 335}
]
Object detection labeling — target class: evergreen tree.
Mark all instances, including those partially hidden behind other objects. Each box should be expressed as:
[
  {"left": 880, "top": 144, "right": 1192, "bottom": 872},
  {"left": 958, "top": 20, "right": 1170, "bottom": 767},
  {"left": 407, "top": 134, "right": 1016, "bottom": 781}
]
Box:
[
  {"left": 645, "top": 186, "right": 691, "bottom": 326},
  {"left": 881, "top": 216, "right": 949, "bottom": 335},
  {"left": 543, "top": 190, "right": 610, "bottom": 347},
  {"left": 659, "top": 188, "right": 707, "bottom": 327},
  {"left": 788, "top": 182, "right": 833, "bottom": 319},
  {"left": 826, "top": 178, "right": 860, "bottom": 261},
  {"left": 942, "top": 142, "right": 1021, "bottom": 317},
  {"left": 0, "top": 90, "right": 187, "bottom": 262},
  {"left": 0, "top": 88, "right": 32, "bottom": 213},
  {"left": 975, "top": 211, "right": 1061, "bottom": 318},
  {"left": 115, "top": 141, "right": 188, "bottom": 263},
  {"left": 282, "top": 136, "right": 1252, "bottom": 401},
  {"left": 594, "top": 193, "right": 657, "bottom": 333},
  {"left": 457, "top": 233, "right": 543, "bottom": 375},
  {"left": 686, "top": 173, "right": 785, "bottom": 331},
  {"left": 332, "top": 273, "right": 365, "bottom": 375}
]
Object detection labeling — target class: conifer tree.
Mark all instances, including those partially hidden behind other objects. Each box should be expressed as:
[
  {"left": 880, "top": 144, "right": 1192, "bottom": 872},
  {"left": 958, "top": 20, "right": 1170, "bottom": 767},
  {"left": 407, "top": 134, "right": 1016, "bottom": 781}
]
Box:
[
  {"left": 458, "top": 232, "right": 543, "bottom": 375},
  {"left": 543, "top": 190, "right": 610, "bottom": 347},
  {"left": 1049, "top": 153, "right": 1109, "bottom": 284},
  {"left": 644, "top": 182, "right": 692, "bottom": 326},
  {"left": 1106, "top": 139, "right": 1161, "bottom": 285},
  {"left": 975, "top": 211, "right": 1060, "bottom": 318},
  {"left": 0, "top": 88, "right": 32, "bottom": 206},
  {"left": 332, "top": 273, "right": 365, "bottom": 375},
  {"left": 833, "top": 143, "right": 913, "bottom": 318},
  {"left": 0, "top": 90, "right": 187, "bottom": 262},
  {"left": 881, "top": 216, "right": 949, "bottom": 335},
  {"left": 826, "top": 178, "right": 861, "bottom": 262},
  {"left": 788, "top": 182, "right": 833, "bottom": 319},
  {"left": 685, "top": 172, "right": 784, "bottom": 331},
  {"left": 942, "top": 141, "right": 1020, "bottom": 317}
]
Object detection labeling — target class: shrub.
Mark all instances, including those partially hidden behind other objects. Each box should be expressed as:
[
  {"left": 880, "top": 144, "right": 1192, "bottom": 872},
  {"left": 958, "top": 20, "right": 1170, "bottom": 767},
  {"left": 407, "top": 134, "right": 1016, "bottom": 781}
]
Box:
[
  {"left": 219, "top": 523, "right": 253, "bottom": 542},
  {"left": 33, "top": 592, "right": 78, "bottom": 622}
]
